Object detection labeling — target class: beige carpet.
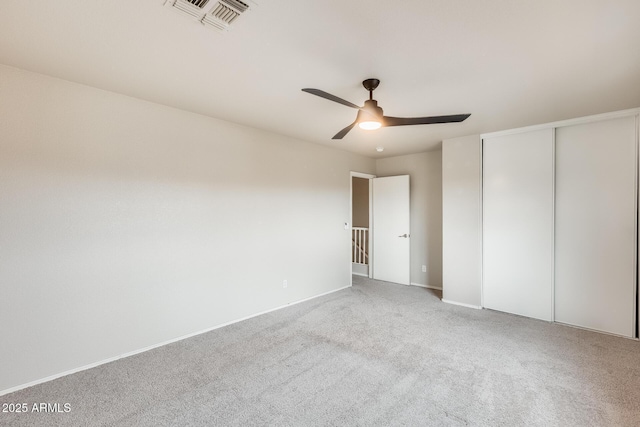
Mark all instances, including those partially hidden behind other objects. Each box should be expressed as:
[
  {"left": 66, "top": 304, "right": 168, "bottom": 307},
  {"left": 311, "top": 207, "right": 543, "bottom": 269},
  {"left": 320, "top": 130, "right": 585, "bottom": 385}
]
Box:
[{"left": 1, "top": 275, "right": 639, "bottom": 426}]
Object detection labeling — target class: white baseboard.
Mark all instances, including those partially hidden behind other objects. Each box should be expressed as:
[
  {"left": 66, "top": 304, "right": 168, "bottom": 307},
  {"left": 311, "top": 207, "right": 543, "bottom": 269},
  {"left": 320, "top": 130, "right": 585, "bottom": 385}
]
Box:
[
  {"left": 410, "top": 282, "right": 442, "bottom": 291},
  {"left": 0, "top": 285, "right": 351, "bottom": 397},
  {"left": 352, "top": 263, "right": 368, "bottom": 277},
  {"left": 442, "top": 299, "right": 482, "bottom": 310}
]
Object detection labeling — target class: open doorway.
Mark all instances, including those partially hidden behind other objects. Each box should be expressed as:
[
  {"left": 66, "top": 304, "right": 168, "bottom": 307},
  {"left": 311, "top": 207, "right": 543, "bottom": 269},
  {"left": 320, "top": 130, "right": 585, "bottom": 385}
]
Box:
[
  {"left": 351, "top": 171, "right": 412, "bottom": 286},
  {"left": 351, "top": 172, "right": 375, "bottom": 280}
]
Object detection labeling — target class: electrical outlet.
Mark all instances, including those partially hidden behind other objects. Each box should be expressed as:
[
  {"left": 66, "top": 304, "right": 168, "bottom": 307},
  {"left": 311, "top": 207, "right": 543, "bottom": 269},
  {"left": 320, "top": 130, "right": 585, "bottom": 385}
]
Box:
[
  {"left": 283, "top": 280, "right": 288, "bottom": 288},
  {"left": 422, "top": 265, "right": 427, "bottom": 273}
]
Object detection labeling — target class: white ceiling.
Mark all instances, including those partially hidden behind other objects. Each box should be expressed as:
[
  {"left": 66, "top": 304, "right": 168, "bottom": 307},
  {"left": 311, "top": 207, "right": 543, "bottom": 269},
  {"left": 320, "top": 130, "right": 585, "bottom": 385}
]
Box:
[{"left": 1, "top": 0, "right": 639, "bottom": 158}]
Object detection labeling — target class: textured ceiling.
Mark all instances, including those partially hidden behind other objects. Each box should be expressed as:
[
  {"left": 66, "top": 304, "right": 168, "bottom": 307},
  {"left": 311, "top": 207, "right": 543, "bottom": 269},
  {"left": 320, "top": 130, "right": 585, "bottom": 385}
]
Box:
[{"left": 1, "top": 0, "right": 639, "bottom": 158}]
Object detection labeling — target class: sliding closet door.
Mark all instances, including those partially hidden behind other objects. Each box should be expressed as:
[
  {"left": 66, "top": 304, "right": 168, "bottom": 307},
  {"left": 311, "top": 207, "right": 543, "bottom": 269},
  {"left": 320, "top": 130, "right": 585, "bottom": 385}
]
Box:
[
  {"left": 555, "top": 117, "right": 637, "bottom": 337},
  {"left": 483, "top": 129, "right": 554, "bottom": 321}
]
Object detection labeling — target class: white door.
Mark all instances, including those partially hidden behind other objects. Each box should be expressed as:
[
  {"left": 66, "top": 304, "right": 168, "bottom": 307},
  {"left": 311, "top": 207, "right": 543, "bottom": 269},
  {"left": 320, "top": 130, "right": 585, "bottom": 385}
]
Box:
[
  {"left": 372, "top": 175, "right": 410, "bottom": 285},
  {"left": 483, "top": 129, "right": 554, "bottom": 321},
  {"left": 555, "top": 117, "right": 637, "bottom": 337}
]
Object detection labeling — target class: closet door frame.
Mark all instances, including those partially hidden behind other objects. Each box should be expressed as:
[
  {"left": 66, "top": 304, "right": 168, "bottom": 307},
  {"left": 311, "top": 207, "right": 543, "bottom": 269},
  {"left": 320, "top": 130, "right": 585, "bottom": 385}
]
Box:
[{"left": 480, "top": 108, "right": 640, "bottom": 338}]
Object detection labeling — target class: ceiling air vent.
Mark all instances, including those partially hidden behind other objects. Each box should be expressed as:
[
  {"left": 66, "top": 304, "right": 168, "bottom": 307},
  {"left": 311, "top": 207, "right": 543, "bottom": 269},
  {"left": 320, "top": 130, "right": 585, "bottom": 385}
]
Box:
[
  {"left": 189, "top": 0, "right": 210, "bottom": 6},
  {"left": 164, "top": 0, "right": 256, "bottom": 32},
  {"left": 167, "top": 0, "right": 211, "bottom": 19},
  {"left": 202, "top": 0, "right": 249, "bottom": 31},
  {"left": 220, "top": 0, "right": 249, "bottom": 13}
]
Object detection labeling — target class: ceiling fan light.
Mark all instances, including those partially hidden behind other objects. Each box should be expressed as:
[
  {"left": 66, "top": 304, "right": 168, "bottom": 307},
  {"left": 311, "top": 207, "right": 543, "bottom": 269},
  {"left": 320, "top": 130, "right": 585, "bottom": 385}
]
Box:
[
  {"left": 359, "top": 121, "right": 382, "bottom": 130},
  {"left": 358, "top": 99, "right": 383, "bottom": 130}
]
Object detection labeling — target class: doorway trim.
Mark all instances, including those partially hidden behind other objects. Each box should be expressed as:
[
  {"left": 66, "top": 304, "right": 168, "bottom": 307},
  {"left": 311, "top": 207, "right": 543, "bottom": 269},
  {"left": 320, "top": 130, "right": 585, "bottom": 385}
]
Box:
[{"left": 350, "top": 171, "right": 376, "bottom": 286}]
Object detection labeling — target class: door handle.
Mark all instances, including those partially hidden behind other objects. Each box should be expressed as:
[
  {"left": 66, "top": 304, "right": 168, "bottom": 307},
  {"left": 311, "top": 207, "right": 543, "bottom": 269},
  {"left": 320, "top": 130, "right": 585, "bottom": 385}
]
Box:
[{"left": 398, "top": 234, "right": 410, "bottom": 238}]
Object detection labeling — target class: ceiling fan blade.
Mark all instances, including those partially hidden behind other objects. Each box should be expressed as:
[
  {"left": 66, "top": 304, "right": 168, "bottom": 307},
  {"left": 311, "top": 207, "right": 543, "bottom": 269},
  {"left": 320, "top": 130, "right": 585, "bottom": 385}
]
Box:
[
  {"left": 332, "top": 121, "right": 358, "bottom": 140},
  {"left": 384, "top": 114, "right": 471, "bottom": 127},
  {"left": 302, "top": 88, "right": 361, "bottom": 109}
]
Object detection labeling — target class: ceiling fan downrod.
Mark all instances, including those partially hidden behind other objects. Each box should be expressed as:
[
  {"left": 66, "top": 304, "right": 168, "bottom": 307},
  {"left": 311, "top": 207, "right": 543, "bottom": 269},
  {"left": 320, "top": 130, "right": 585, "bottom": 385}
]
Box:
[{"left": 362, "top": 78, "right": 380, "bottom": 101}]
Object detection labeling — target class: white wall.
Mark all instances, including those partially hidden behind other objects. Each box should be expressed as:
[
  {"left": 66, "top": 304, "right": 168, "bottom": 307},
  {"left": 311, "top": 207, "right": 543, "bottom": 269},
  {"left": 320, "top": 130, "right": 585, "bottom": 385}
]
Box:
[
  {"left": 376, "top": 151, "right": 442, "bottom": 288},
  {"left": 442, "top": 135, "right": 482, "bottom": 308},
  {"left": 0, "top": 64, "right": 375, "bottom": 393}
]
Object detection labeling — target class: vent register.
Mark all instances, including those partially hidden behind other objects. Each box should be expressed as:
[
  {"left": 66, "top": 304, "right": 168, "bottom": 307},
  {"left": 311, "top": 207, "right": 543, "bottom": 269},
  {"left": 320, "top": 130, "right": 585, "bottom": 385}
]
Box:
[{"left": 164, "top": 0, "right": 255, "bottom": 31}]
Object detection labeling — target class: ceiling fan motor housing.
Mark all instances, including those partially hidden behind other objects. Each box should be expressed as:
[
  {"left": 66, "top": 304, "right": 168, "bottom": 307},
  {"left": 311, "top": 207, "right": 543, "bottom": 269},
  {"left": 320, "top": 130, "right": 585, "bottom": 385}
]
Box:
[{"left": 360, "top": 99, "right": 384, "bottom": 122}]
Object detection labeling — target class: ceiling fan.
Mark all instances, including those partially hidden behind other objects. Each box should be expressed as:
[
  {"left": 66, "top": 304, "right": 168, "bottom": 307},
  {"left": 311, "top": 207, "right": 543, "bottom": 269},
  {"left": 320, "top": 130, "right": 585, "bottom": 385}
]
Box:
[{"left": 302, "top": 79, "right": 471, "bottom": 140}]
